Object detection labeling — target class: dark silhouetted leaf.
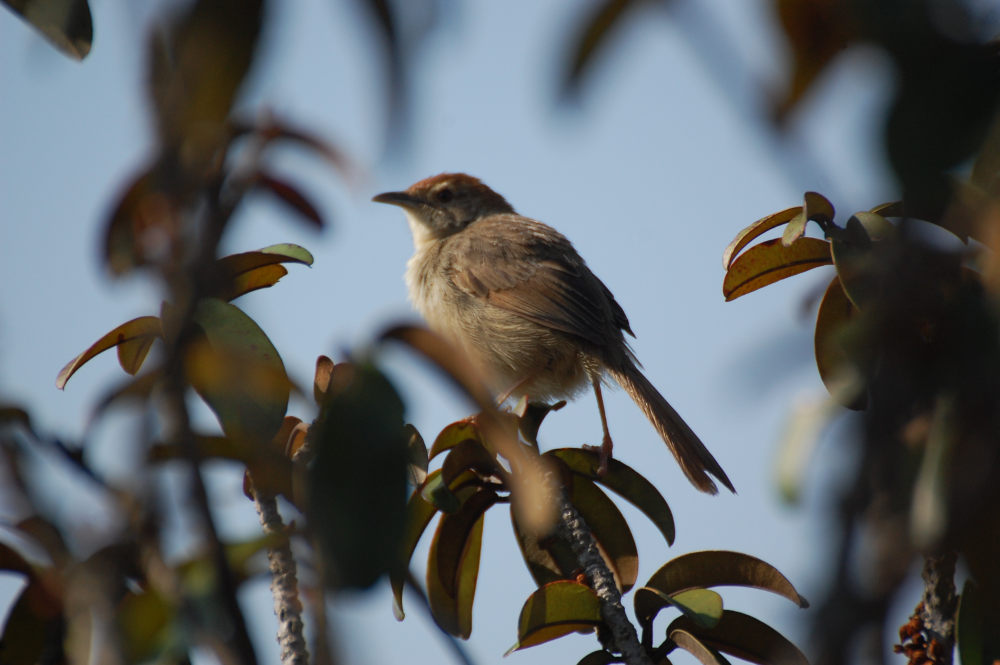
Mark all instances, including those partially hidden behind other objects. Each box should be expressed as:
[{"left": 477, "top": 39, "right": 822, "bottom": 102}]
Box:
[
  {"left": 671, "top": 629, "right": 732, "bottom": 665},
  {"left": 435, "top": 488, "right": 499, "bottom": 598},
  {"left": 509, "top": 580, "right": 603, "bottom": 652},
  {"left": 957, "top": 579, "right": 986, "bottom": 665},
  {"left": 814, "top": 277, "right": 865, "bottom": 409},
  {"left": 829, "top": 216, "right": 875, "bottom": 309},
  {"left": 56, "top": 316, "right": 163, "bottom": 389},
  {"left": 511, "top": 508, "right": 580, "bottom": 588},
  {"left": 850, "top": 212, "right": 896, "bottom": 241},
  {"left": 0, "top": 583, "right": 65, "bottom": 665},
  {"left": 577, "top": 650, "right": 617, "bottom": 665},
  {"left": 441, "top": 439, "right": 501, "bottom": 487},
  {"left": 644, "top": 551, "right": 808, "bottom": 608},
  {"left": 723, "top": 237, "right": 831, "bottom": 301},
  {"left": 635, "top": 587, "right": 723, "bottom": 630},
  {"left": 308, "top": 362, "right": 408, "bottom": 590},
  {"left": 187, "top": 298, "right": 289, "bottom": 444},
  {"left": 2, "top": 0, "right": 93, "bottom": 60},
  {"left": 514, "top": 398, "right": 566, "bottom": 446},
  {"left": 427, "top": 496, "right": 486, "bottom": 639},
  {"left": 148, "top": 0, "right": 263, "bottom": 148},
  {"left": 548, "top": 447, "right": 674, "bottom": 546},
  {"left": 668, "top": 611, "right": 808, "bottom": 665},
  {"left": 562, "top": 0, "right": 637, "bottom": 98},
  {"left": 723, "top": 206, "right": 801, "bottom": 269},
  {"left": 566, "top": 473, "right": 637, "bottom": 592},
  {"left": 313, "top": 355, "right": 335, "bottom": 403}
]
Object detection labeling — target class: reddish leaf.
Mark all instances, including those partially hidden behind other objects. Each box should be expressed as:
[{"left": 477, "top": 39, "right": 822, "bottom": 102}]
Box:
[
  {"left": 723, "top": 206, "right": 802, "bottom": 269},
  {"left": 57, "top": 316, "right": 163, "bottom": 389},
  {"left": 565, "top": 472, "right": 638, "bottom": 592},
  {"left": 427, "top": 495, "right": 486, "bottom": 639},
  {"left": 253, "top": 171, "right": 325, "bottom": 228},
  {"left": 723, "top": 237, "right": 832, "bottom": 301},
  {"left": 508, "top": 580, "right": 603, "bottom": 652},
  {"left": 430, "top": 419, "right": 484, "bottom": 460},
  {"left": 434, "top": 488, "right": 499, "bottom": 598}
]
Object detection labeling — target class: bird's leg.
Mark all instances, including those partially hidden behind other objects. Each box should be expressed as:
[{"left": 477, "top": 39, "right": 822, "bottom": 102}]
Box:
[
  {"left": 590, "top": 377, "right": 613, "bottom": 475},
  {"left": 496, "top": 374, "right": 534, "bottom": 408}
]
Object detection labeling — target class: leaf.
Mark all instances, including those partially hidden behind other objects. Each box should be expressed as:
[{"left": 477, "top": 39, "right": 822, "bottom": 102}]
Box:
[
  {"left": 308, "top": 362, "right": 409, "bottom": 591},
  {"left": 515, "top": 398, "right": 566, "bottom": 446},
  {"left": 2, "top": 0, "right": 93, "bottom": 60},
  {"left": 419, "top": 469, "right": 462, "bottom": 513},
  {"left": 644, "top": 551, "right": 808, "bottom": 608},
  {"left": 441, "top": 439, "right": 502, "bottom": 487},
  {"left": 252, "top": 171, "right": 325, "bottom": 228},
  {"left": 511, "top": 508, "right": 580, "bottom": 588},
  {"left": 148, "top": 0, "right": 264, "bottom": 148},
  {"left": 430, "top": 420, "right": 484, "bottom": 460},
  {"left": 851, "top": 212, "right": 897, "bottom": 241},
  {"left": 577, "top": 651, "right": 617, "bottom": 665},
  {"left": 0, "top": 583, "right": 65, "bottom": 665},
  {"left": 390, "top": 469, "right": 444, "bottom": 620},
  {"left": 566, "top": 473, "right": 638, "bottom": 592},
  {"left": 117, "top": 589, "right": 175, "bottom": 663},
  {"left": 829, "top": 216, "right": 876, "bottom": 309},
  {"left": 215, "top": 243, "right": 314, "bottom": 301},
  {"left": 723, "top": 206, "right": 802, "bottom": 269},
  {"left": 671, "top": 629, "right": 732, "bottom": 665},
  {"left": 561, "top": 0, "right": 638, "bottom": 98},
  {"left": 56, "top": 316, "right": 163, "bottom": 389},
  {"left": 869, "top": 201, "right": 905, "bottom": 217},
  {"left": 434, "top": 488, "right": 500, "bottom": 598},
  {"left": 781, "top": 192, "right": 834, "bottom": 246},
  {"left": 723, "top": 237, "right": 832, "bottom": 301},
  {"left": 509, "top": 580, "right": 604, "bottom": 652},
  {"left": 668, "top": 611, "right": 808, "bottom": 665},
  {"left": 187, "top": 299, "right": 289, "bottom": 443},
  {"left": 548, "top": 447, "right": 674, "bottom": 546},
  {"left": 813, "top": 277, "right": 865, "bottom": 409},
  {"left": 427, "top": 502, "right": 486, "bottom": 638},
  {"left": 313, "top": 355, "right": 335, "bottom": 402},
  {"left": 405, "top": 424, "right": 428, "bottom": 487},
  {"left": 957, "top": 579, "right": 985, "bottom": 665},
  {"left": 634, "top": 587, "right": 723, "bottom": 630}
]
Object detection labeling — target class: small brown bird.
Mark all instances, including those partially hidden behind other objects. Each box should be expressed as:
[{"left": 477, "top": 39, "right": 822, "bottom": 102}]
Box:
[{"left": 374, "top": 174, "right": 733, "bottom": 494}]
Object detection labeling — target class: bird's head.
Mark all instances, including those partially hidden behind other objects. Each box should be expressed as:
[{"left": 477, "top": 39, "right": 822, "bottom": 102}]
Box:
[{"left": 373, "top": 173, "right": 515, "bottom": 246}]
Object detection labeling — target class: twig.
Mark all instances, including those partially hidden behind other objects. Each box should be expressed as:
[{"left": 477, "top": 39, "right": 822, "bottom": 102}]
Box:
[
  {"left": 555, "top": 492, "right": 653, "bottom": 665},
  {"left": 253, "top": 491, "right": 309, "bottom": 665},
  {"left": 920, "top": 552, "right": 957, "bottom": 665}
]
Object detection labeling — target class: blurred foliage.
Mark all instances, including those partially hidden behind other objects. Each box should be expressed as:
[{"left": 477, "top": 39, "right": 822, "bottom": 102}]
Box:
[{"left": 1, "top": 0, "right": 92, "bottom": 60}]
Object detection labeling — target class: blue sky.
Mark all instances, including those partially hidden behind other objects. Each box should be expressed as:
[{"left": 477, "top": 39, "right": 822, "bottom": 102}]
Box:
[{"left": 0, "top": 1, "right": 905, "bottom": 664}]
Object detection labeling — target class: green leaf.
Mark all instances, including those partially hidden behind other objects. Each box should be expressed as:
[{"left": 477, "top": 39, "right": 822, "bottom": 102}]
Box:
[
  {"left": 668, "top": 611, "right": 807, "bottom": 665},
  {"left": 429, "top": 419, "right": 483, "bottom": 460},
  {"left": 56, "top": 315, "right": 163, "bottom": 389},
  {"left": 548, "top": 447, "right": 674, "bottom": 545},
  {"left": 813, "top": 277, "right": 865, "bottom": 410},
  {"left": 957, "top": 579, "right": 985, "bottom": 665},
  {"left": 722, "top": 237, "right": 832, "bottom": 301},
  {"left": 508, "top": 580, "right": 604, "bottom": 653},
  {"left": 187, "top": 298, "right": 289, "bottom": 444},
  {"left": 723, "top": 206, "right": 802, "bottom": 269},
  {"left": 2, "top": 0, "right": 93, "bottom": 60},
  {"left": 644, "top": 551, "right": 808, "bottom": 608},
  {"left": 308, "top": 362, "right": 409, "bottom": 590},
  {"left": 427, "top": 504, "right": 486, "bottom": 639},
  {"left": 418, "top": 469, "right": 461, "bottom": 513},
  {"left": 634, "top": 587, "right": 723, "bottom": 630}
]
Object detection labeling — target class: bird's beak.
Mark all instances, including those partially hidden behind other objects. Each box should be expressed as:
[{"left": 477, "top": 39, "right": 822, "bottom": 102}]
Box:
[{"left": 372, "top": 191, "right": 423, "bottom": 208}]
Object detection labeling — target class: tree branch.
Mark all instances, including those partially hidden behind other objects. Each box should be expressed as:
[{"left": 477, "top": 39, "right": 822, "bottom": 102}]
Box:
[{"left": 554, "top": 492, "right": 653, "bottom": 665}]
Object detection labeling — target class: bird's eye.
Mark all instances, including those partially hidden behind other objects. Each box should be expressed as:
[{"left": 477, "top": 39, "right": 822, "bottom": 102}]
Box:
[{"left": 435, "top": 188, "right": 454, "bottom": 203}]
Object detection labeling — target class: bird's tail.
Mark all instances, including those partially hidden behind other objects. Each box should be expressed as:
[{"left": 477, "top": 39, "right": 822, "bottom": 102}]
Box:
[{"left": 609, "top": 361, "right": 734, "bottom": 495}]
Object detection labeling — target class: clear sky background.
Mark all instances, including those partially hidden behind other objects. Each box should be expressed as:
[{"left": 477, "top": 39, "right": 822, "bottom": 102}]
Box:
[{"left": 1, "top": 1, "right": 907, "bottom": 664}]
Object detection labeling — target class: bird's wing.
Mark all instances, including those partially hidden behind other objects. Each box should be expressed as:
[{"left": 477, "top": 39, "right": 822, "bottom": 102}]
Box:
[{"left": 445, "top": 216, "right": 631, "bottom": 347}]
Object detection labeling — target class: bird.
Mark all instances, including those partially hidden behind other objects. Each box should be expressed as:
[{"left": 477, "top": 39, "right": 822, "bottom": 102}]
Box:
[{"left": 373, "top": 173, "right": 733, "bottom": 494}]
